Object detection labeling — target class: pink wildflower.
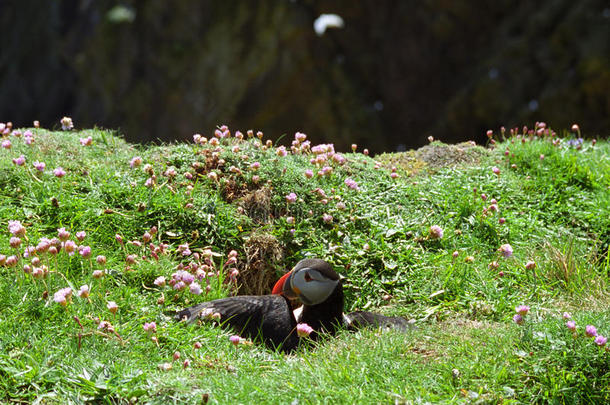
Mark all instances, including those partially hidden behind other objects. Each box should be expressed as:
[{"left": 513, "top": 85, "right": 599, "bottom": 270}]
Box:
[
  {"left": 107, "top": 301, "right": 118, "bottom": 314},
  {"left": 297, "top": 323, "right": 314, "bottom": 338},
  {"left": 8, "top": 220, "right": 26, "bottom": 236},
  {"left": 12, "top": 155, "right": 26, "bottom": 166},
  {"left": 344, "top": 178, "right": 360, "bottom": 190},
  {"left": 229, "top": 335, "right": 241, "bottom": 346},
  {"left": 63, "top": 240, "right": 77, "bottom": 255},
  {"left": 78, "top": 245, "right": 92, "bottom": 259},
  {"left": 566, "top": 320, "right": 576, "bottom": 331},
  {"left": 515, "top": 305, "right": 530, "bottom": 316},
  {"left": 33, "top": 161, "right": 46, "bottom": 172},
  {"left": 92, "top": 269, "right": 105, "bottom": 279},
  {"left": 429, "top": 225, "right": 444, "bottom": 239},
  {"left": 154, "top": 276, "right": 166, "bottom": 287},
  {"left": 594, "top": 336, "right": 607, "bottom": 347},
  {"left": 190, "top": 282, "right": 203, "bottom": 295},
  {"left": 130, "top": 156, "right": 143, "bottom": 168},
  {"left": 78, "top": 285, "right": 90, "bottom": 298},
  {"left": 60, "top": 116, "right": 74, "bottom": 130},
  {"left": 9, "top": 237, "right": 21, "bottom": 249},
  {"left": 286, "top": 193, "right": 297, "bottom": 203},
  {"left": 53, "top": 167, "right": 66, "bottom": 178},
  {"left": 498, "top": 244, "right": 513, "bottom": 258},
  {"left": 143, "top": 322, "right": 157, "bottom": 333},
  {"left": 57, "top": 227, "right": 70, "bottom": 241},
  {"left": 585, "top": 325, "right": 597, "bottom": 337}
]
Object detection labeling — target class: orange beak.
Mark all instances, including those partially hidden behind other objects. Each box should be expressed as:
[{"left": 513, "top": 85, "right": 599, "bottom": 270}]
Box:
[{"left": 271, "top": 271, "right": 298, "bottom": 299}]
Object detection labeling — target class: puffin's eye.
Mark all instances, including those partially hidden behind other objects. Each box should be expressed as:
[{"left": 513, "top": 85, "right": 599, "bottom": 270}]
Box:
[{"left": 304, "top": 272, "right": 313, "bottom": 282}]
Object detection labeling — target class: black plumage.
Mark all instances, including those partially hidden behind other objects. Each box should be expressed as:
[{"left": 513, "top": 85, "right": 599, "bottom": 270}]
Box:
[{"left": 176, "top": 294, "right": 299, "bottom": 352}]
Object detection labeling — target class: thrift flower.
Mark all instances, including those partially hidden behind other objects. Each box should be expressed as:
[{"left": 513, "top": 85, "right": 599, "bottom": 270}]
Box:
[
  {"left": 229, "top": 335, "right": 241, "bottom": 346},
  {"left": 92, "top": 269, "right": 105, "bottom": 279},
  {"left": 8, "top": 220, "right": 26, "bottom": 236},
  {"left": 78, "top": 285, "right": 90, "bottom": 298},
  {"left": 190, "top": 282, "right": 203, "bottom": 295},
  {"left": 129, "top": 156, "right": 143, "bottom": 168},
  {"left": 79, "top": 136, "right": 92, "bottom": 146},
  {"left": 525, "top": 261, "right": 536, "bottom": 270},
  {"left": 515, "top": 305, "right": 530, "bottom": 316},
  {"left": 1, "top": 139, "right": 11, "bottom": 149},
  {"left": 344, "top": 178, "right": 360, "bottom": 190},
  {"left": 9, "top": 237, "right": 21, "bottom": 249},
  {"left": 429, "top": 225, "right": 444, "bottom": 239},
  {"left": 492, "top": 166, "right": 500, "bottom": 175},
  {"left": 322, "top": 213, "right": 333, "bottom": 223},
  {"left": 276, "top": 146, "right": 288, "bottom": 157},
  {"left": 566, "top": 321, "right": 576, "bottom": 331},
  {"left": 513, "top": 314, "right": 524, "bottom": 325},
  {"left": 143, "top": 322, "right": 157, "bottom": 333},
  {"left": 53, "top": 167, "right": 66, "bottom": 178},
  {"left": 297, "top": 323, "right": 314, "bottom": 338},
  {"left": 75, "top": 231, "right": 86, "bottom": 241},
  {"left": 154, "top": 276, "right": 166, "bottom": 287},
  {"left": 107, "top": 301, "right": 118, "bottom": 314},
  {"left": 53, "top": 287, "right": 73, "bottom": 306},
  {"left": 286, "top": 193, "right": 297, "bottom": 203},
  {"left": 64, "top": 240, "right": 77, "bottom": 255},
  {"left": 33, "top": 161, "right": 46, "bottom": 172},
  {"left": 57, "top": 227, "right": 70, "bottom": 241},
  {"left": 12, "top": 155, "right": 26, "bottom": 166},
  {"left": 594, "top": 336, "right": 607, "bottom": 347},
  {"left": 585, "top": 325, "right": 597, "bottom": 337},
  {"left": 498, "top": 244, "right": 513, "bottom": 258},
  {"left": 78, "top": 245, "right": 92, "bottom": 259},
  {"left": 61, "top": 116, "right": 74, "bottom": 130},
  {"left": 562, "top": 312, "right": 571, "bottom": 319},
  {"left": 96, "top": 255, "right": 106, "bottom": 265}
]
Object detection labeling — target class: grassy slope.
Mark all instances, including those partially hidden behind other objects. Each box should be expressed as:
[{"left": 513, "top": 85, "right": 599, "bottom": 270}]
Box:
[{"left": 0, "top": 126, "right": 609, "bottom": 404}]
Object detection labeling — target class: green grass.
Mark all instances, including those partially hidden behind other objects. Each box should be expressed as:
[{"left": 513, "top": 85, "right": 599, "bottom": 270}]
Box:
[{"left": 0, "top": 125, "right": 609, "bottom": 403}]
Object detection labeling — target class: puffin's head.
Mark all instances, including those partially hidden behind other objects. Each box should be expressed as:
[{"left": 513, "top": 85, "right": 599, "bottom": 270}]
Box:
[{"left": 272, "top": 258, "right": 341, "bottom": 305}]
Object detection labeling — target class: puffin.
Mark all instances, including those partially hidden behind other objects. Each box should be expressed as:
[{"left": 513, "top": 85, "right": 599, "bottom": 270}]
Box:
[{"left": 176, "top": 258, "right": 410, "bottom": 352}]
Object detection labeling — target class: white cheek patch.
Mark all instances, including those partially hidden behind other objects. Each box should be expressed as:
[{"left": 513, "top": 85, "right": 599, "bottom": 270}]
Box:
[{"left": 291, "top": 268, "right": 339, "bottom": 305}]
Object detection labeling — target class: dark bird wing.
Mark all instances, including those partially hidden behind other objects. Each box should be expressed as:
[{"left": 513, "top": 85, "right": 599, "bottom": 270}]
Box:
[
  {"left": 176, "top": 295, "right": 299, "bottom": 352},
  {"left": 344, "top": 311, "right": 414, "bottom": 332}
]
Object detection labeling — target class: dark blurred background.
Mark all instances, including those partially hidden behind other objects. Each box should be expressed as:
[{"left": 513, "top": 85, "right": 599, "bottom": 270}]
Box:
[{"left": 1, "top": 1, "right": 609, "bottom": 153}]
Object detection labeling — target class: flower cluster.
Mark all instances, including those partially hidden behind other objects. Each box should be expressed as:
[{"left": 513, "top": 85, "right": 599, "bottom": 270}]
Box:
[
  {"left": 513, "top": 305, "right": 530, "bottom": 325},
  {"left": 563, "top": 313, "right": 607, "bottom": 348}
]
